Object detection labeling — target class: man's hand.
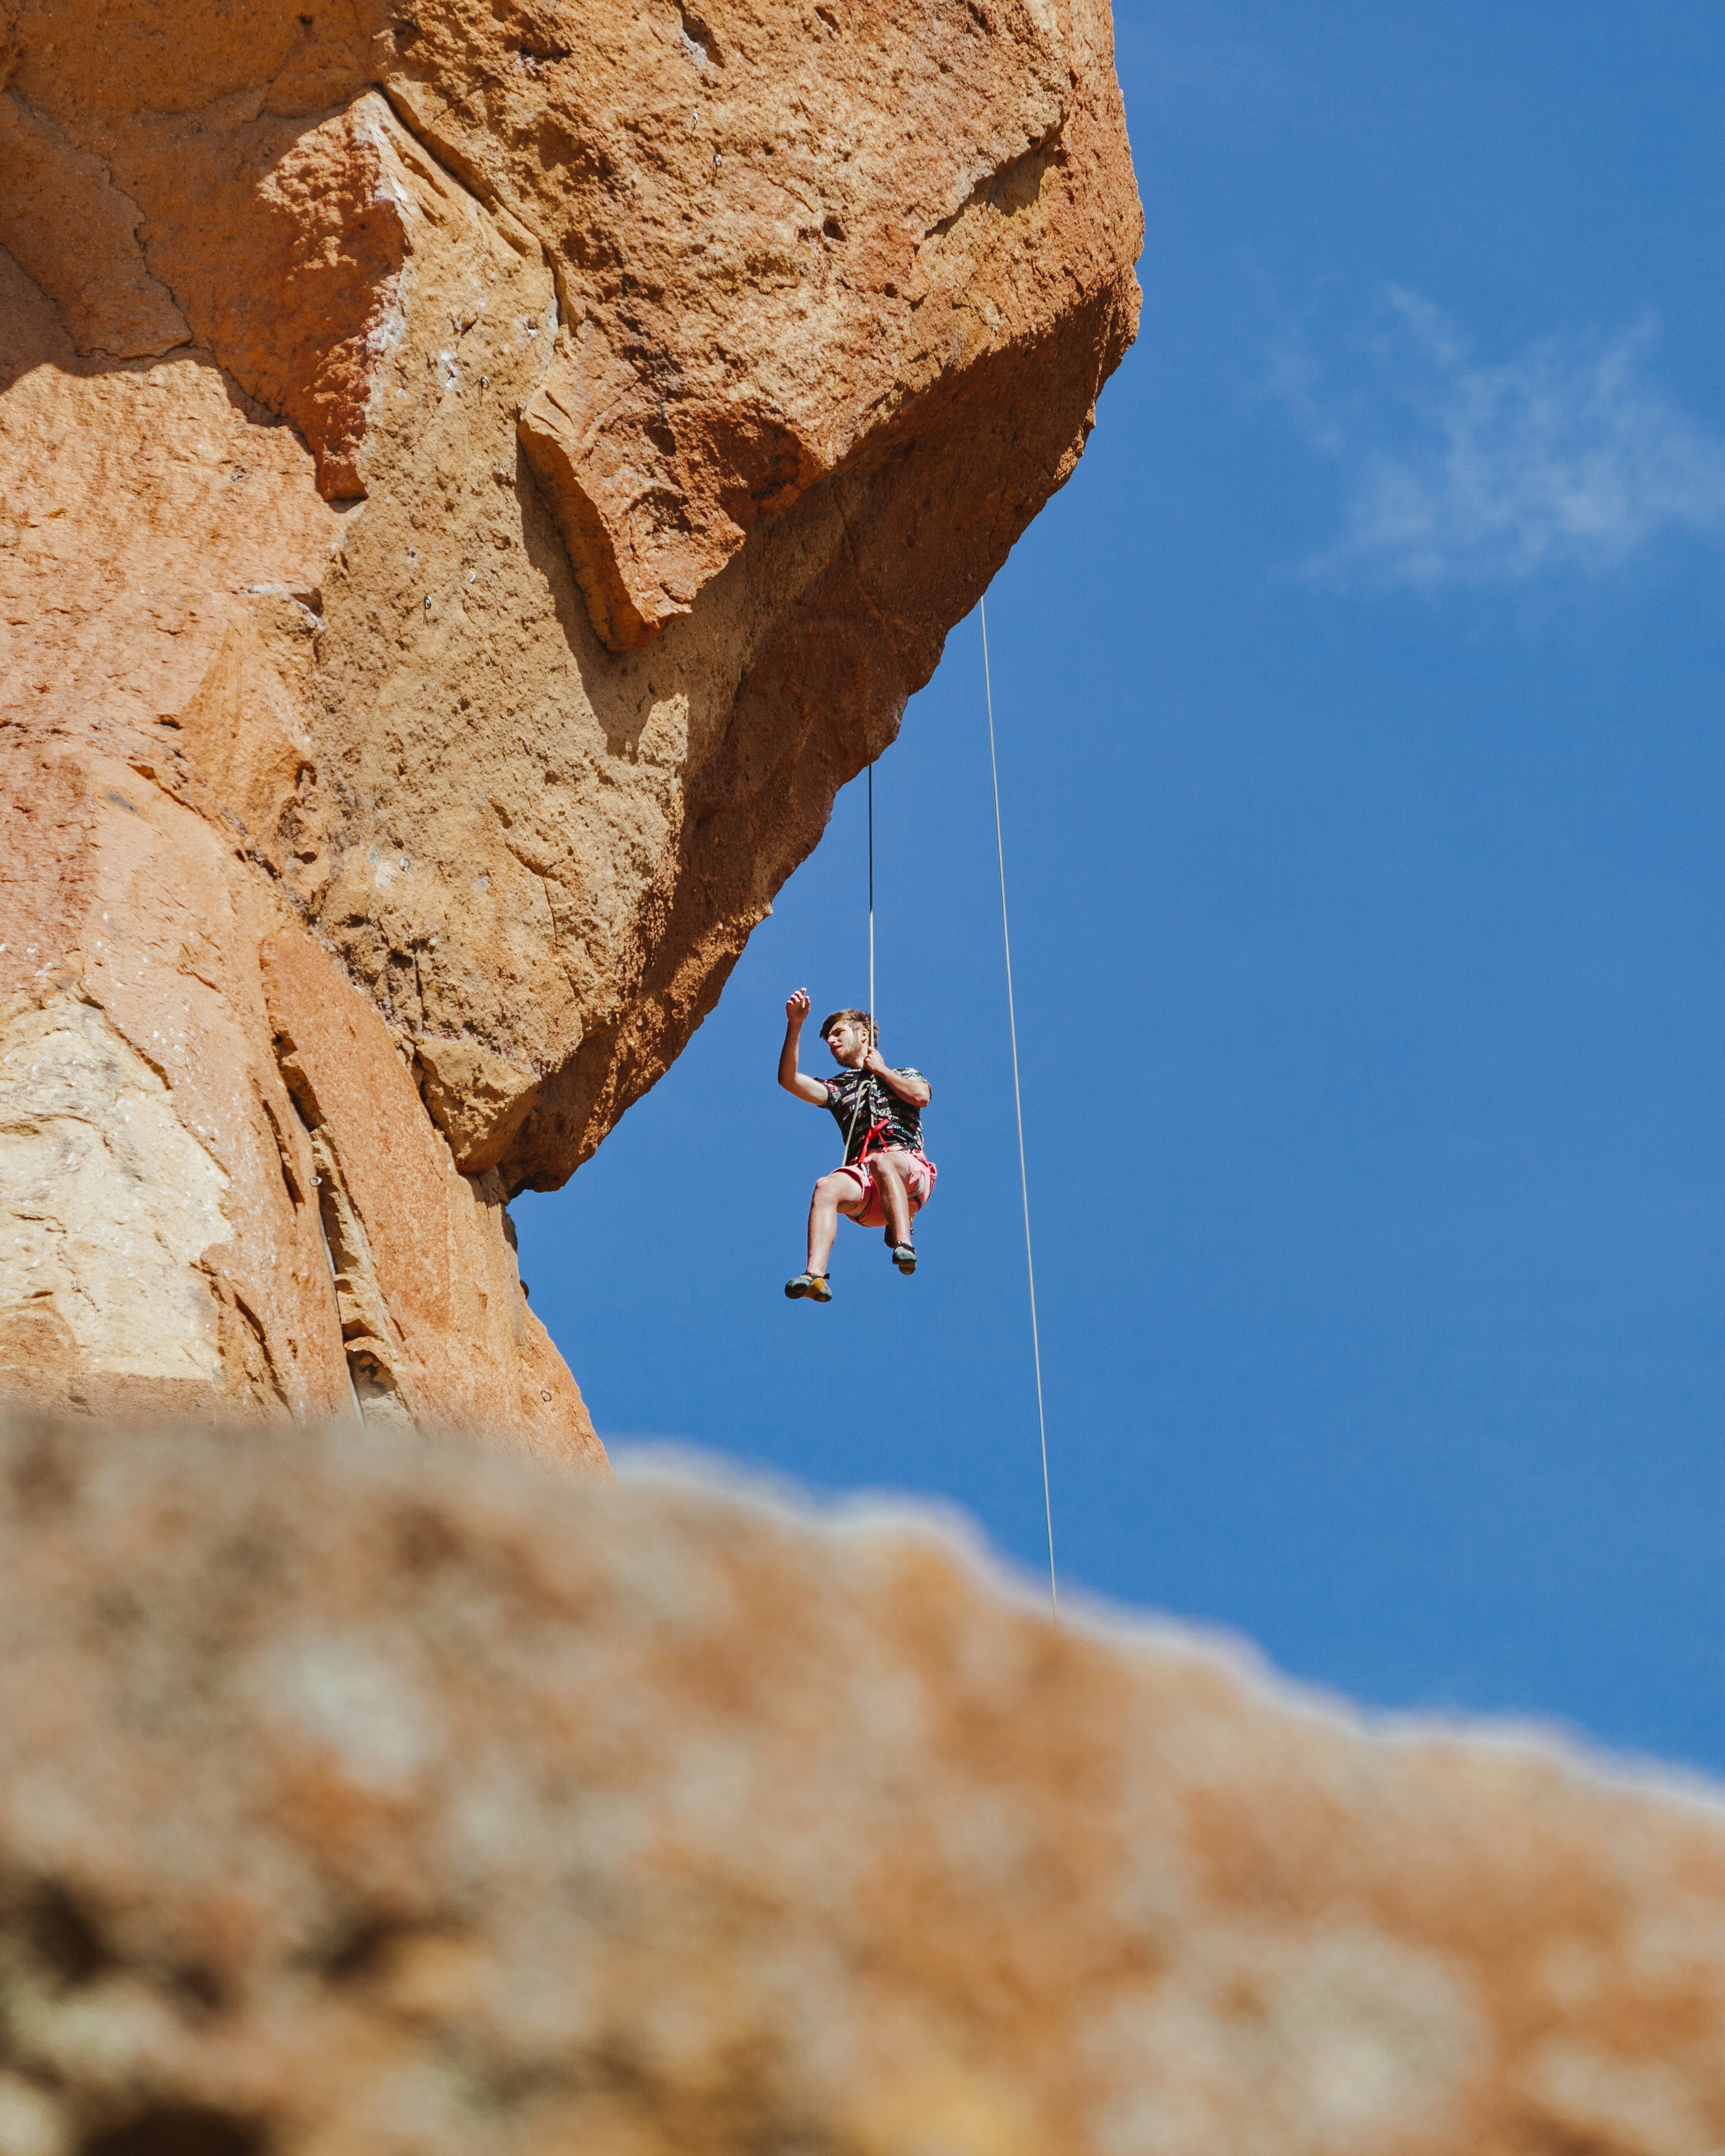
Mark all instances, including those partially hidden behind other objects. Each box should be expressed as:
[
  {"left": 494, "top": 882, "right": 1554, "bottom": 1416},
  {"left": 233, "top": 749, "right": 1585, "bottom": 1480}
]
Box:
[
  {"left": 779, "top": 988, "right": 828, "bottom": 1103},
  {"left": 865, "top": 1043, "right": 931, "bottom": 1107}
]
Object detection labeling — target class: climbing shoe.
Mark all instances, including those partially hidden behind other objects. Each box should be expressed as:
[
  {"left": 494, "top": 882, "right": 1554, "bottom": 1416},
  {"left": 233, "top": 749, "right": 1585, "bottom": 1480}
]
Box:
[
  {"left": 889, "top": 1243, "right": 917, "bottom": 1275},
  {"left": 784, "top": 1272, "right": 832, "bottom": 1303}
]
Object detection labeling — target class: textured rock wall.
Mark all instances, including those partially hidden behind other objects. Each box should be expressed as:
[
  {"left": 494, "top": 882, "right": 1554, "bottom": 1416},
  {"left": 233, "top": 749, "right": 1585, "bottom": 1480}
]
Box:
[
  {"left": 4, "top": 1413, "right": 1725, "bottom": 2156},
  {"left": 0, "top": 0, "right": 1140, "bottom": 1437}
]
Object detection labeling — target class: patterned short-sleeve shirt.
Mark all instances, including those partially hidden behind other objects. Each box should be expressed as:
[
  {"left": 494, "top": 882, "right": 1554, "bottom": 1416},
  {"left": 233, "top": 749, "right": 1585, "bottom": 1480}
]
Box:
[{"left": 824, "top": 1066, "right": 929, "bottom": 1164}]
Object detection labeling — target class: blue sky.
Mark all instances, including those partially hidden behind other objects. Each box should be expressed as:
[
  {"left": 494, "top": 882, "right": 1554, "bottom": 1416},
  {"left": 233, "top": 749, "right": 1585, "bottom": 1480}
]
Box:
[{"left": 519, "top": 2, "right": 1725, "bottom": 1774}]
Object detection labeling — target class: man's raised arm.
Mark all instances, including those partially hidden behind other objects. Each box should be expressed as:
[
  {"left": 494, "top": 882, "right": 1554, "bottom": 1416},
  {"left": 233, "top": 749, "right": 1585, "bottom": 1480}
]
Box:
[{"left": 779, "top": 989, "right": 831, "bottom": 1104}]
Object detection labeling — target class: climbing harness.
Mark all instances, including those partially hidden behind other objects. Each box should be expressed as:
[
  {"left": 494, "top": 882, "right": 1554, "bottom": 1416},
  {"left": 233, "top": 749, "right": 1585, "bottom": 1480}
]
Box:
[{"left": 980, "top": 594, "right": 1059, "bottom": 1622}]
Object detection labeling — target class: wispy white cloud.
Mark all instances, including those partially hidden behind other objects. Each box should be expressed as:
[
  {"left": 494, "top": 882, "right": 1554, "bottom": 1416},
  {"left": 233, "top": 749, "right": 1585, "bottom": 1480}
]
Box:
[{"left": 1276, "top": 290, "right": 1725, "bottom": 586}]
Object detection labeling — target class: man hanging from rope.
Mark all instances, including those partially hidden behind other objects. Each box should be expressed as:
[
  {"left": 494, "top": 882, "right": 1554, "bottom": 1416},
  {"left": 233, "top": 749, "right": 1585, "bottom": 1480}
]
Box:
[{"left": 778, "top": 988, "right": 935, "bottom": 1303}]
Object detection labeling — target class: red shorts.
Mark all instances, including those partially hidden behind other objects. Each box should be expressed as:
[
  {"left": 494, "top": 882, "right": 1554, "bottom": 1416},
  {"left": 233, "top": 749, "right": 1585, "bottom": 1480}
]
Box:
[{"left": 832, "top": 1147, "right": 937, "bottom": 1231}]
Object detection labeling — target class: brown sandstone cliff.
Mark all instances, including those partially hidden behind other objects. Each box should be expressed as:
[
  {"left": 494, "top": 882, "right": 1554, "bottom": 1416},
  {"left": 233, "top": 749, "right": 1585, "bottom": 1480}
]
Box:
[
  {"left": 0, "top": 0, "right": 1142, "bottom": 1443},
  {"left": 3, "top": 1411, "right": 1725, "bottom": 2156}
]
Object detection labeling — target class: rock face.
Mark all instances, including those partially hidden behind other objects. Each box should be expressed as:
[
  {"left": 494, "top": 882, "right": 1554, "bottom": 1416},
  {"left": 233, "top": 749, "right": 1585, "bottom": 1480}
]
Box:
[
  {"left": 0, "top": 0, "right": 1141, "bottom": 1439},
  {"left": 4, "top": 1413, "right": 1725, "bottom": 2156}
]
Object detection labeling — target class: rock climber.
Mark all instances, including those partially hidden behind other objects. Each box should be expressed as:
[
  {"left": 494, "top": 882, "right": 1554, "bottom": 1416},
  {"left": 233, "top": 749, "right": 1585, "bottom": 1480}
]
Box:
[{"left": 778, "top": 988, "right": 935, "bottom": 1303}]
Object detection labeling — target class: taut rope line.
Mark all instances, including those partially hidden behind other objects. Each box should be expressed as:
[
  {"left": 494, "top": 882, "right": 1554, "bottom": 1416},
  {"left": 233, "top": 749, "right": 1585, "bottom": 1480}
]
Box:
[
  {"left": 980, "top": 594, "right": 1059, "bottom": 1622},
  {"left": 867, "top": 761, "right": 877, "bottom": 1047}
]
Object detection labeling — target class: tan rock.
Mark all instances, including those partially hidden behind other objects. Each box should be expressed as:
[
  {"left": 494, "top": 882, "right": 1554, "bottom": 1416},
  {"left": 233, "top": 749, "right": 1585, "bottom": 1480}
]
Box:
[
  {"left": 0, "top": 733, "right": 598, "bottom": 1463},
  {"left": 261, "top": 925, "right": 590, "bottom": 1448},
  {"left": 0, "top": 0, "right": 1139, "bottom": 1434},
  {"left": 5, "top": 1412, "right": 1725, "bottom": 2155},
  {"left": 0, "top": 92, "right": 189, "bottom": 360}
]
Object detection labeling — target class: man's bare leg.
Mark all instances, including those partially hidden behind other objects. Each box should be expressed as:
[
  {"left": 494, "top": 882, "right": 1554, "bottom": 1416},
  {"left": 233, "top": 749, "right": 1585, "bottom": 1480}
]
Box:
[
  {"left": 807, "top": 1170, "right": 864, "bottom": 1275},
  {"left": 870, "top": 1151, "right": 915, "bottom": 1248}
]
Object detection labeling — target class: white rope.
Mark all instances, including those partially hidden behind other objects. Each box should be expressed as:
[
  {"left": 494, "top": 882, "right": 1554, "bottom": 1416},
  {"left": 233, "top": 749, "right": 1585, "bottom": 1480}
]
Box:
[
  {"left": 867, "top": 761, "right": 877, "bottom": 1047},
  {"left": 836, "top": 762, "right": 879, "bottom": 1169},
  {"left": 980, "top": 594, "right": 1059, "bottom": 1621}
]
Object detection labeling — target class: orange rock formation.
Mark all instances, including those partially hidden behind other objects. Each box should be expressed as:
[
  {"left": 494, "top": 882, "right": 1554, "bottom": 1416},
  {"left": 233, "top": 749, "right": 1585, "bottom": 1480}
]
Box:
[
  {"left": 5, "top": 1413, "right": 1725, "bottom": 2156},
  {"left": 0, "top": 0, "right": 1142, "bottom": 1444}
]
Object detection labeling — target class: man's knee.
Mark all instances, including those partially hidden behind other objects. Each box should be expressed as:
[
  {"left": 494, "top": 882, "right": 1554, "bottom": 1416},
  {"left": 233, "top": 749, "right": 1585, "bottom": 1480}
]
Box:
[
  {"left": 813, "top": 1171, "right": 851, "bottom": 1204},
  {"left": 870, "top": 1152, "right": 905, "bottom": 1185}
]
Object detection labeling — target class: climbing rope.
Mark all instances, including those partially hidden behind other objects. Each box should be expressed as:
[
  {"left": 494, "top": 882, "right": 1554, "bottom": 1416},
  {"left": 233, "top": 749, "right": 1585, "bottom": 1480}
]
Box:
[
  {"left": 856, "top": 647, "right": 1057, "bottom": 1621},
  {"left": 867, "top": 760, "right": 877, "bottom": 1049},
  {"left": 980, "top": 594, "right": 1059, "bottom": 1622},
  {"left": 835, "top": 761, "right": 879, "bottom": 1167}
]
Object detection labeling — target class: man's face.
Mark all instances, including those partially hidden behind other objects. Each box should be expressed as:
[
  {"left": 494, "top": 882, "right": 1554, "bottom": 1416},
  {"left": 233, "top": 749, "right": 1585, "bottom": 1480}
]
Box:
[{"left": 824, "top": 1018, "right": 869, "bottom": 1065}]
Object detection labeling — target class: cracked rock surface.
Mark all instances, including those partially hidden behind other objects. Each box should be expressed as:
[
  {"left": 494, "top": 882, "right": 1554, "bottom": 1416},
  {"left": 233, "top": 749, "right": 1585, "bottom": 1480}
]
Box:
[
  {"left": 0, "top": 0, "right": 1140, "bottom": 1439},
  {"left": 5, "top": 1413, "right": 1725, "bottom": 2156}
]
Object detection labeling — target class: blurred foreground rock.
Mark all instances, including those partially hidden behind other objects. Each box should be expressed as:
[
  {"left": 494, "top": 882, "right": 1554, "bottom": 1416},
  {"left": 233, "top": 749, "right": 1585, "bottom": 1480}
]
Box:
[{"left": 3, "top": 1414, "right": 1725, "bottom": 2156}]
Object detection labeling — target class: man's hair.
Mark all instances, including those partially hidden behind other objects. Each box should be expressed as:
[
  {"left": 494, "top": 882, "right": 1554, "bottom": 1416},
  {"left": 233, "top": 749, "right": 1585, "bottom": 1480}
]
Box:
[{"left": 820, "top": 1007, "right": 875, "bottom": 1045}]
